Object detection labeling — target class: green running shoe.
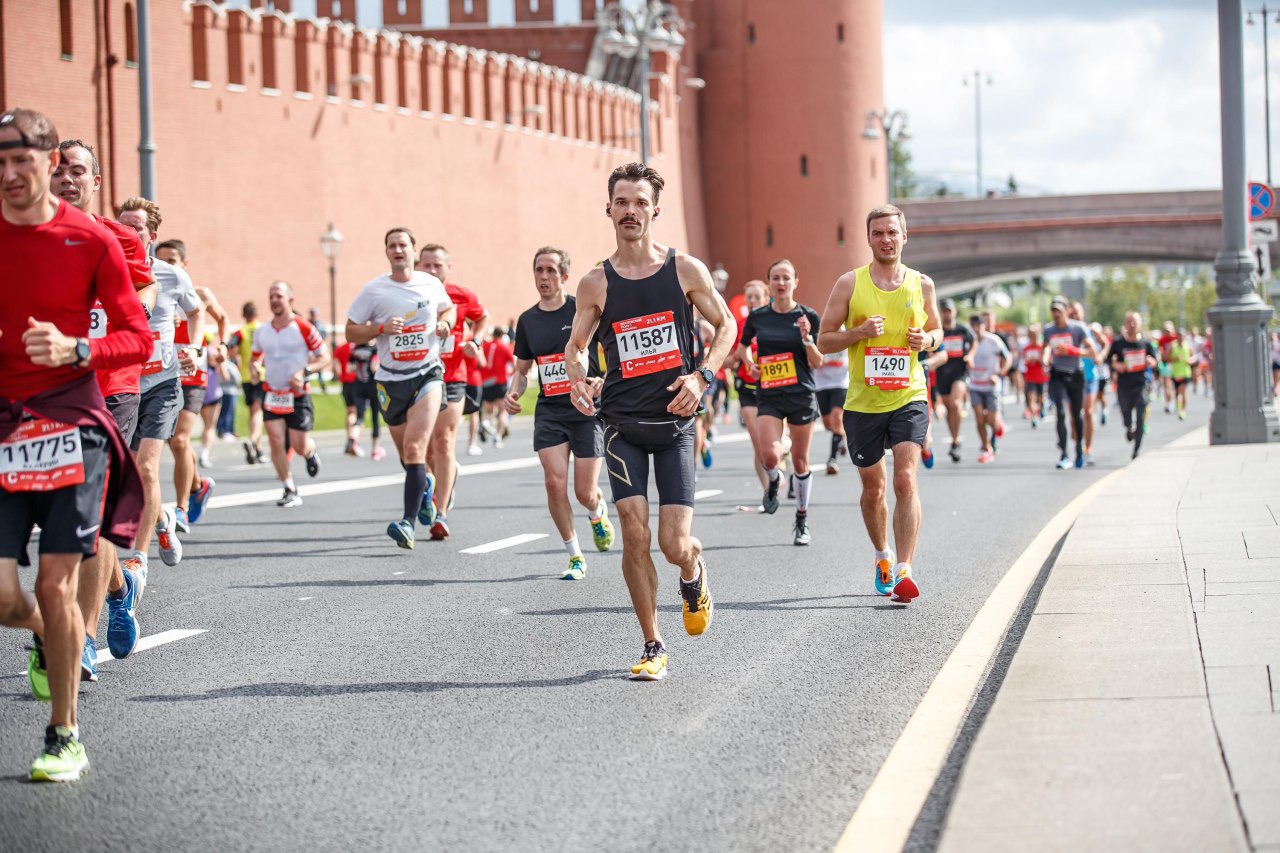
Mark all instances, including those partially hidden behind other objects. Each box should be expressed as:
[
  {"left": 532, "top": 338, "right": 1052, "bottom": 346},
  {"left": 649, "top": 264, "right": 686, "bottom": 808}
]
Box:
[
  {"left": 30, "top": 726, "right": 89, "bottom": 783},
  {"left": 561, "top": 554, "right": 586, "bottom": 581},
  {"left": 590, "top": 515, "right": 615, "bottom": 552},
  {"left": 417, "top": 473, "right": 437, "bottom": 527},
  {"left": 27, "top": 635, "right": 50, "bottom": 703}
]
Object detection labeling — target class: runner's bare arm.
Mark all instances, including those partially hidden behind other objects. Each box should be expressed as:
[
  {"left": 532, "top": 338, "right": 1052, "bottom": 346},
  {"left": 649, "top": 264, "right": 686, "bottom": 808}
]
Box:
[
  {"left": 566, "top": 268, "right": 605, "bottom": 415},
  {"left": 345, "top": 320, "right": 378, "bottom": 345},
  {"left": 670, "top": 254, "right": 732, "bottom": 416},
  {"left": 911, "top": 274, "right": 943, "bottom": 352},
  {"left": 818, "top": 271, "right": 882, "bottom": 353},
  {"left": 504, "top": 358, "right": 533, "bottom": 415},
  {"left": 436, "top": 303, "right": 458, "bottom": 340},
  {"left": 198, "top": 287, "right": 230, "bottom": 344}
]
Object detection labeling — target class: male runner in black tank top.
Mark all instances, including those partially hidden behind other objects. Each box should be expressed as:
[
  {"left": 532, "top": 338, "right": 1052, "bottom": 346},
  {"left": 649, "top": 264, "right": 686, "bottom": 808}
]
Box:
[{"left": 565, "top": 162, "right": 735, "bottom": 682}]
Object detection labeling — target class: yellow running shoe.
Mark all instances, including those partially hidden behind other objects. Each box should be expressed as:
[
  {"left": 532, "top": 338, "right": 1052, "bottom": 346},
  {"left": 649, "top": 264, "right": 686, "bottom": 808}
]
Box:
[
  {"left": 680, "top": 556, "right": 713, "bottom": 636},
  {"left": 30, "top": 726, "right": 89, "bottom": 783},
  {"left": 590, "top": 515, "right": 615, "bottom": 552},
  {"left": 561, "top": 554, "right": 586, "bottom": 581},
  {"left": 629, "top": 640, "right": 668, "bottom": 681}
]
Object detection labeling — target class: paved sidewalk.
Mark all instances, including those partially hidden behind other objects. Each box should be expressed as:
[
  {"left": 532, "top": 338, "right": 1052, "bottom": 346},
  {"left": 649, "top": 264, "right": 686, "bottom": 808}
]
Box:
[{"left": 940, "top": 428, "right": 1280, "bottom": 852}]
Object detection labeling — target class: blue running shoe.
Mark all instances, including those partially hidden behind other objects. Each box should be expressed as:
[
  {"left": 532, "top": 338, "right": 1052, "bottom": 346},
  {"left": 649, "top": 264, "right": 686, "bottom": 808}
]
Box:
[
  {"left": 387, "top": 519, "right": 415, "bottom": 550},
  {"left": 106, "top": 568, "right": 141, "bottom": 660},
  {"left": 187, "top": 477, "right": 215, "bottom": 524},
  {"left": 873, "top": 552, "right": 896, "bottom": 596},
  {"left": 921, "top": 449, "right": 934, "bottom": 470},
  {"left": 172, "top": 506, "right": 190, "bottom": 534},
  {"left": 1074, "top": 453, "right": 1084, "bottom": 469},
  {"left": 81, "top": 637, "right": 97, "bottom": 683},
  {"left": 418, "top": 472, "right": 437, "bottom": 527},
  {"left": 701, "top": 446, "right": 713, "bottom": 469}
]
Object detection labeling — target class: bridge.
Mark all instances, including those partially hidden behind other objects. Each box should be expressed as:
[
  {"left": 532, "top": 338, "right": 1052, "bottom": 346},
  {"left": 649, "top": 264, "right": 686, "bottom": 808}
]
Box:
[{"left": 897, "top": 190, "right": 1226, "bottom": 295}]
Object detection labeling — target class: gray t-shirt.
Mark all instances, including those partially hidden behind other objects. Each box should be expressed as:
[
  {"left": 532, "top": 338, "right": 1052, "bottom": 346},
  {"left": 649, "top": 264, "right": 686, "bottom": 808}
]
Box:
[
  {"left": 970, "top": 332, "right": 1010, "bottom": 390},
  {"left": 1043, "top": 320, "right": 1091, "bottom": 374},
  {"left": 140, "top": 258, "right": 201, "bottom": 393}
]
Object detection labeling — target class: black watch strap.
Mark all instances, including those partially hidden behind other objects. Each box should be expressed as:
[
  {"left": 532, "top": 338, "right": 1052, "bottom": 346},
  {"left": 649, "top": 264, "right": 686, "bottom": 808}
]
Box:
[{"left": 697, "top": 366, "right": 715, "bottom": 386}]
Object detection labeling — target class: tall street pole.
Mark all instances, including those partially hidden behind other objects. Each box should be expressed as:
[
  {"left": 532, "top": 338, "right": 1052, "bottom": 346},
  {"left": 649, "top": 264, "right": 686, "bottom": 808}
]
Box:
[
  {"left": 1264, "top": 6, "right": 1273, "bottom": 183},
  {"left": 137, "top": 0, "right": 157, "bottom": 200},
  {"left": 639, "top": 46, "right": 650, "bottom": 164},
  {"left": 1210, "top": 0, "right": 1279, "bottom": 444},
  {"left": 974, "top": 68, "right": 983, "bottom": 196}
]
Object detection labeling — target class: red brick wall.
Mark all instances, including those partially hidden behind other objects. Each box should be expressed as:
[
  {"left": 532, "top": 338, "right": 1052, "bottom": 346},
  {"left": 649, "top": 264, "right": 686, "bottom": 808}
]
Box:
[{"left": 3, "top": 0, "right": 692, "bottom": 329}]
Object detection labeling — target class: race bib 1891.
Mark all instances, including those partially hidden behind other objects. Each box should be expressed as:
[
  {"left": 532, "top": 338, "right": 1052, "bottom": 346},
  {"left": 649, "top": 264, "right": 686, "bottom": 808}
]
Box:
[
  {"left": 537, "top": 354, "right": 570, "bottom": 396},
  {"left": 613, "top": 311, "right": 681, "bottom": 379},
  {"left": 864, "top": 346, "right": 911, "bottom": 390},
  {"left": 758, "top": 353, "right": 798, "bottom": 389},
  {"left": 0, "top": 418, "right": 85, "bottom": 493}
]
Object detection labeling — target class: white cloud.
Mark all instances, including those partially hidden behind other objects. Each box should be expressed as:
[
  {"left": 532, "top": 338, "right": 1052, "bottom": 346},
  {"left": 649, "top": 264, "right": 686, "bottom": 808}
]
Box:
[{"left": 886, "top": 8, "right": 1232, "bottom": 194}]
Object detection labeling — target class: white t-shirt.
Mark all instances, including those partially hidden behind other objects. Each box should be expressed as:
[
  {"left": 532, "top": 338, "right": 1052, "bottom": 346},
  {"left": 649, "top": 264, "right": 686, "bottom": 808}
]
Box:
[
  {"left": 252, "top": 316, "right": 327, "bottom": 393},
  {"left": 140, "top": 258, "right": 201, "bottom": 393},
  {"left": 346, "top": 271, "right": 452, "bottom": 382},
  {"left": 969, "top": 332, "right": 1010, "bottom": 391},
  {"left": 813, "top": 348, "right": 849, "bottom": 391}
]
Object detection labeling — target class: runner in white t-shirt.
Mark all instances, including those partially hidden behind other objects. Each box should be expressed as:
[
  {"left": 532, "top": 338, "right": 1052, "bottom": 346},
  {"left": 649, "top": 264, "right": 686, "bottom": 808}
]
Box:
[
  {"left": 251, "top": 281, "right": 328, "bottom": 506},
  {"left": 967, "top": 313, "right": 1010, "bottom": 464},
  {"left": 346, "top": 227, "right": 456, "bottom": 549}
]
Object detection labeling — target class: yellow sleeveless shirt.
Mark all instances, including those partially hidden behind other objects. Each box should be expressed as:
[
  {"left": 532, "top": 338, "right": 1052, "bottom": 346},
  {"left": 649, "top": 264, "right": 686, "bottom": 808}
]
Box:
[{"left": 843, "top": 264, "right": 927, "bottom": 413}]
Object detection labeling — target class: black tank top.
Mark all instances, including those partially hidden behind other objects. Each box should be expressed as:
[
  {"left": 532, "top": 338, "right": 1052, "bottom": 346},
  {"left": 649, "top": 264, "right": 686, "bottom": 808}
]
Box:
[{"left": 599, "top": 248, "right": 696, "bottom": 422}]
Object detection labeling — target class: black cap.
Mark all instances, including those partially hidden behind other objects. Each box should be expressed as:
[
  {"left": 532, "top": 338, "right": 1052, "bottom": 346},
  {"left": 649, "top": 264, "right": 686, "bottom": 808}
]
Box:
[{"left": 940, "top": 298, "right": 957, "bottom": 311}]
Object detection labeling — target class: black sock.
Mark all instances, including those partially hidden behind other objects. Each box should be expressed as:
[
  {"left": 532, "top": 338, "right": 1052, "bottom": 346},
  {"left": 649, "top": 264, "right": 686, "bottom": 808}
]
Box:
[
  {"left": 830, "top": 433, "right": 841, "bottom": 460},
  {"left": 403, "top": 464, "right": 427, "bottom": 523}
]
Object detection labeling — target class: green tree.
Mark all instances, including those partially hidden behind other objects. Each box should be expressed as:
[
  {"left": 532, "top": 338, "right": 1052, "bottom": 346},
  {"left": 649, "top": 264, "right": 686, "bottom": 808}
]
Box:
[{"left": 890, "top": 137, "right": 917, "bottom": 199}]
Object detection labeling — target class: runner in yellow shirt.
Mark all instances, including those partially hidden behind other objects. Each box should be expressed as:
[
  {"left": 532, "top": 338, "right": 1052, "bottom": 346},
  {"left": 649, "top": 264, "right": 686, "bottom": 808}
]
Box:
[{"left": 817, "top": 204, "right": 942, "bottom": 603}]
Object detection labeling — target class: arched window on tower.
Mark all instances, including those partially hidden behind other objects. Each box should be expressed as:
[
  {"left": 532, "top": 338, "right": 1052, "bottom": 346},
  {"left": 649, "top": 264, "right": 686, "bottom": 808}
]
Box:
[
  {"left": 124, "top": 4, "right": 137, "bottom": 66},
  {"left": 837, "top": 23, "right": 845, "bottom": 43},
  {"left": 747, "top": 24, "right": 755, "bottom": 45},
  {"left": 837, "top": 224, "right": 846, "bottom": 247},
  {"left": 766, "top": 224, "right": 774, "bottom": 248},
  {"left": 800, "top": 154, "right": 808, "bottom": 177}
]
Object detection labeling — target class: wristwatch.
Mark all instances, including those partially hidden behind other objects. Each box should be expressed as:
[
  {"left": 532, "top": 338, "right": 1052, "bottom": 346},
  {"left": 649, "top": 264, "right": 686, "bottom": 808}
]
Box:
[
  {"left": 74, "top": 338, "right": 91, "bottom": 368},
  {"left": 696, "top": 366, "right": 715, "bottom": 387}
]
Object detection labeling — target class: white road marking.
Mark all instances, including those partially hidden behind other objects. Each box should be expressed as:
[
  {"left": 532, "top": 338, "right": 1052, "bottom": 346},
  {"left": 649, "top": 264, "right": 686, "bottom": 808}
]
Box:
[
  {"left": 297, "top": 597, "right": 313, "bottom": 601},
  {"left": 833, "top": 448, "right": 1152, "bottom": 852},
  {"left": 203, "top": 456, "right": 544, "bottom": 510},
  {"left": 14, "top": 629, "right": 208, "bottom": 672},
  {"left": 693, "top": 489, "right": 723, "bottom": 500},
  {"left": 96, "top": 629, "right": 207, "bottom": 664},
  {"left": 460, "top": 533, "right": 548, "bottom": 555},
  {"left": 391, "top": 571, "right": 406, "bottom": 576}
]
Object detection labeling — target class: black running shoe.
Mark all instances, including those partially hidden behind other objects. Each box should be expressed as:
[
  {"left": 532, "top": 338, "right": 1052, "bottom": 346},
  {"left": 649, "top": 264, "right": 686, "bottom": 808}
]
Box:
[
  {"left": 762, "top": 475, "right": 781, "bottom": 514},
  {"left": 305, "top": 452, "right": 320, "bottom": 478}
]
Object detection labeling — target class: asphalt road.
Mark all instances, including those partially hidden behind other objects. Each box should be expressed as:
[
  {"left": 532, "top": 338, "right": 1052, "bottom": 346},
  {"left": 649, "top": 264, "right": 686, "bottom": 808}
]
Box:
[{"left": 0, "top": 391, "right": 1211, "bottom": 852}]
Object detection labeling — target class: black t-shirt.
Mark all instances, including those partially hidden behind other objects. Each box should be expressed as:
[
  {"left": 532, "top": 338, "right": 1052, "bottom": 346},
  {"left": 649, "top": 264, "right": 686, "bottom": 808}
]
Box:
[
  {"left": 740, "top": 303, "right": 822, "bottom": 398},
  {"left": 350, "top": 343, "right": 377, "bottom": 385},
  {"left": 937, "top": 325, "right": 974, "bottom": 377},
  {"left": 1105, "top": 336, "right": 1157, "bottom": 391},
  {"left": 514, "top": 296, "right": 588, "bottom": 422}
]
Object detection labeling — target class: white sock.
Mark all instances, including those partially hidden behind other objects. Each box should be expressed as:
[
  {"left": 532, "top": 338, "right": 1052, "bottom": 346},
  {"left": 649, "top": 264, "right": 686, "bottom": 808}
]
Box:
[
  {"left": 893, "top": 561, "right": 911, "bottom": 576},
  {"left": 875, "top": 549, "right": 893, "bottom": 564},
  {"left": 684, "top": 564, "right": 701, "bottom": 584},
  {"left": 795, "top": 471, "right": 812, "bottom": 512},
  {"left": 564, "top": 536, "right": 581, "bottom": 557},
  {"left": 588, "top": 499, "right": 606, "bottom": 522},
  {"left": 283, "top": 477, "right": 296, "bottom": 492},
  {"left": 765, "top": 466, "right": 780, "bottom": 483}
]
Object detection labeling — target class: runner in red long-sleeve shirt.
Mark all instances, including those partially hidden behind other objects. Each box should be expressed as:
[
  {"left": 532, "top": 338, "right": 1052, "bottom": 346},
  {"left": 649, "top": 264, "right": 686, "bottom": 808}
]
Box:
[{"left": 0, "top": 108, "right": 150, "bottom": 784}]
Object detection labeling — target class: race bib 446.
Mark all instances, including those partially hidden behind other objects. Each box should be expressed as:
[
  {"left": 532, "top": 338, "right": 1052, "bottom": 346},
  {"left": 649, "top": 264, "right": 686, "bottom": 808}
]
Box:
[
  {"left": 613, "top": 311, "right": 680, "bottom": 379},
  {"left": 537, "top": 354, "right": 570, "bottom": 396}
]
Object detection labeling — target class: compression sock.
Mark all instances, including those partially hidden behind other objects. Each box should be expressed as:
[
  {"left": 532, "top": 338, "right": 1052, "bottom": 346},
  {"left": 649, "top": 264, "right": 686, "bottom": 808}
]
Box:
[
  {"left": 795, "top": 471, "right": 813, "bottom": 512},
  {"left": 402, "top": 464, "right": 427, "bottom": 523}
]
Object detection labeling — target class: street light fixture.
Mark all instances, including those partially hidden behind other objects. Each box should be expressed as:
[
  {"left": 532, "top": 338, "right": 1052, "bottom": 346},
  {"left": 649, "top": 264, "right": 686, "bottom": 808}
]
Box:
[
  {"left": 863, "top": 109, "right": 910, "bottom": 201},
  {"left": 963, "top": 69, "right": 993, "bottom": 197},
  {"left": 1247, "top": 5, "right": 1280, "bottom": 183},
  {"left": 320, "top": 223, "right": 344, "bottom": 353},
  {"left": 596, "top": 1, "right": 687, "bottom": 164},
  {"left": 711, "top": 263, "right": 729, "bottom": 293}
]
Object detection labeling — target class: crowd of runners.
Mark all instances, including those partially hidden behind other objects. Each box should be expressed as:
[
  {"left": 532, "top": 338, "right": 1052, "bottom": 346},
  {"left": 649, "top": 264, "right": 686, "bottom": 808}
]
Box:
[{"left": 0, "top": 106, "right": 1239, "bottom": 783}]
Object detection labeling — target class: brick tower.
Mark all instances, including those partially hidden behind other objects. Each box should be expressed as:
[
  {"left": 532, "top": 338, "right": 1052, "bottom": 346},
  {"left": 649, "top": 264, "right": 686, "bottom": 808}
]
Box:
[{"left": 695, "top": 0, "right": 885, "bottom": 307}]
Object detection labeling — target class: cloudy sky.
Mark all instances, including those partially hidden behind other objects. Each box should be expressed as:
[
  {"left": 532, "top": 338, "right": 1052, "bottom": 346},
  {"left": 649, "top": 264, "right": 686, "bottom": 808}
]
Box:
[{"left": 882, "top": 0, "right": 1280, "bottom": 196}]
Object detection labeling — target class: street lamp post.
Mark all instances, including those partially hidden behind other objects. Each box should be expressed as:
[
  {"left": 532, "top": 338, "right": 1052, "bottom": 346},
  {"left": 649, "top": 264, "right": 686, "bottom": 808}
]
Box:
[
  {"left": 862, "top": 109, "right": 911, "bottom": 201},
  {"left": 137, "top": 0, "right": 157, "bottom": 200},
  {"left": 320, "top": 223, "right": 344, "bottom": 354},
  {"left": 1248, "top": 6, "right": 1279, "bottom": 183},
  {"left": 962, "top": 69, "right": 992, "bottom": 197},
  {"left": 1209, "top": 0, "right": 1279, "bottom": 444},
  {"left": 596, "top": 1, "right": 686, "bottom": 164}
]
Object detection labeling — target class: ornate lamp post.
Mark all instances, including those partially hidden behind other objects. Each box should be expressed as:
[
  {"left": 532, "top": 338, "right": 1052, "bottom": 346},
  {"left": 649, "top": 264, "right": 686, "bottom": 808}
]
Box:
[
  {"left": 862, "top": 109, "right": 911, "bottom": 201},
  {"left": 596, "top": 2, "right": 686, "bottom": 163},
  {"left": 320, "top": 223, "right": 344, "bottom": 353}
]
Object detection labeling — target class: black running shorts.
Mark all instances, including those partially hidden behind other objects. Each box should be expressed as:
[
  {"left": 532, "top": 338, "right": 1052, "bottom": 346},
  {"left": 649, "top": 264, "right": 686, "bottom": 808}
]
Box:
[
  {"left": 815, "top": 387, "right": 848, "bottom": 415},
  {"left": 104, "top": 393, "right": 140, "bottom": 448},
  {"left": 180, "top": 384, "right": 206, "bottom": 415},
  {"left": 263, "top": 393, "right": 316, "bottom": 432},
  {"left": 0, "top": 425, "right": 110, "bottom": 559},
  {"left": 734, "top": 376, "right": 758, "bottom": 409},
  {"left": 533, "top": 415, "right": 603, "bottom": 457},
  {"left": 843, "top": 400, "right": 929, "bottom": 468},
  {"left": 603, "top": 417, "right": 696, "bottom": 507},
  {"left": 131, "top": 379, "right": 182, "bottom": 449},
  {"left": 757, "top": 392, "right": 820, "bottom": 426},
  {"left": 378, "top": 366, "right": 444, "bottom": 427}
]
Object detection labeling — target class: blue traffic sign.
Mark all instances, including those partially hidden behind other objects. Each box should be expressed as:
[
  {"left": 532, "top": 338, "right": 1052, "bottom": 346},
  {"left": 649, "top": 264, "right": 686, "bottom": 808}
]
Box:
[{"left": 1249, "top": 182, "right": 1274, "bottom": 220}]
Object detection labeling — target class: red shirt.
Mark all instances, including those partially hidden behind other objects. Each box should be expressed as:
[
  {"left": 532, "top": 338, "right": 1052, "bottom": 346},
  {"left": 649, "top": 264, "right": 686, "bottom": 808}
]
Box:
[
  {"left": 734, "top": 314, "right": 758, "bottom": 384},
  {"left": 482, "top": 338, "right": 514, "bottom": 384},
  {"left": 442, "top": 282, "right": 486, "bottom": 384},
  {"left": 91, "top": 215, "right": 153, "bottom": 398},
  {"left": 0, "top": 201, "right": 151, "bottom": 401},
  {"left": 332, "top": 341, "right": 356, "bottom": 384},
  {"left": 1023, "top": 342, "right": 1048, "bottom": 384}
]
